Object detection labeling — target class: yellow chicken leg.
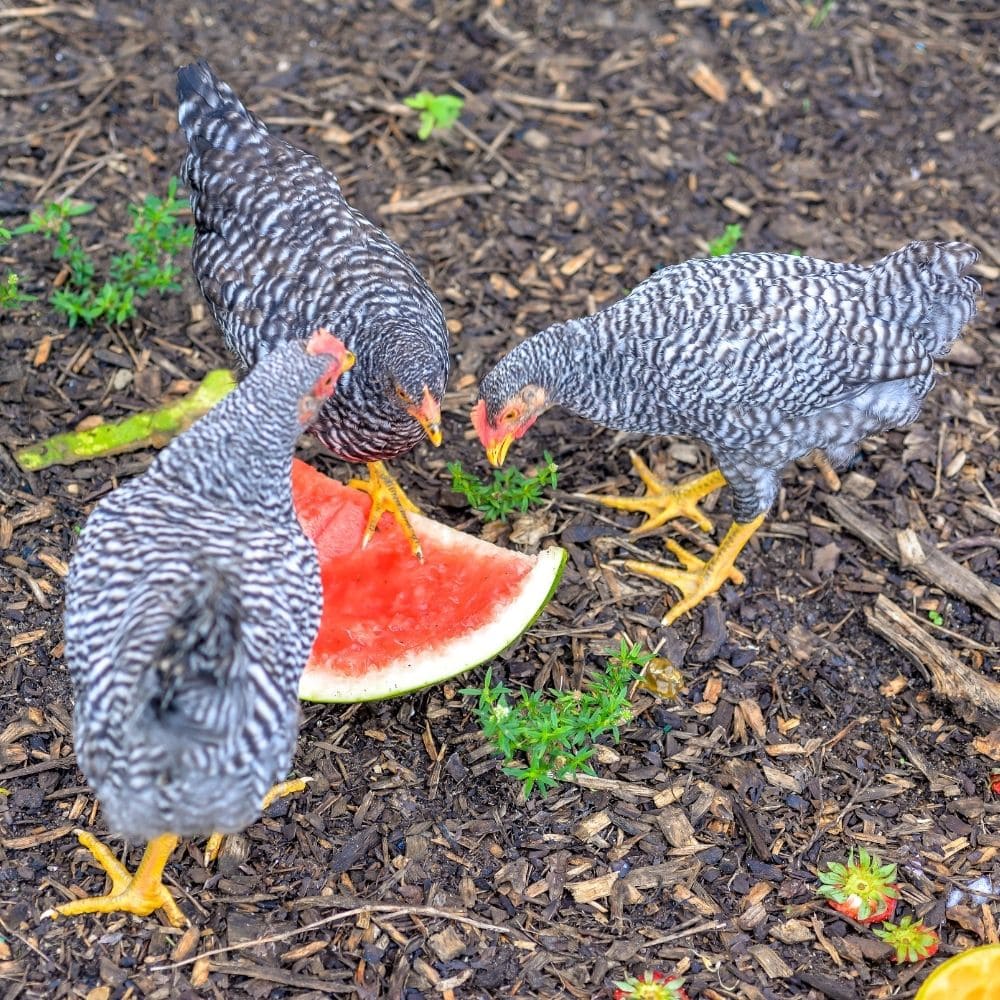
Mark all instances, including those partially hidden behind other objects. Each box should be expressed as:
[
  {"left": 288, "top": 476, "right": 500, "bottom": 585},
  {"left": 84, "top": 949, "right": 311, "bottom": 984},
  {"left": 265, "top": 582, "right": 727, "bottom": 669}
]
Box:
[
  {"left": 626, "top": 514, "right": 766, "bottom": 625},
  {"left": 203, "top": 777, "right": 311, "bottom": 866},
  {"left": 581, "top": 450, "right": 727, "bottom": 534},
  {"left": 348, "top": 460, "right": 424, "bottom": 561},
  {"left": 45, "top": 831, "right": 186, "bottom": 927}
]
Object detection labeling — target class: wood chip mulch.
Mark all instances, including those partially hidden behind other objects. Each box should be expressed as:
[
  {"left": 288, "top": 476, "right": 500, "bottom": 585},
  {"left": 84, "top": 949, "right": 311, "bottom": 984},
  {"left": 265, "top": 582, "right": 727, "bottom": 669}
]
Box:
[{"left": 1, "top": 1, "right": 998, "bottom": 997}]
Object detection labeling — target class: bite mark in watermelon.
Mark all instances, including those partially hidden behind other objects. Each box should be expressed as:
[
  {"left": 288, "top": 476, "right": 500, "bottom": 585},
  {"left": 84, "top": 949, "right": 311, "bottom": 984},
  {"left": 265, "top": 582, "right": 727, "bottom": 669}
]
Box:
[{"left": 292, "top": 459, "right": 566, "bottom": 702}]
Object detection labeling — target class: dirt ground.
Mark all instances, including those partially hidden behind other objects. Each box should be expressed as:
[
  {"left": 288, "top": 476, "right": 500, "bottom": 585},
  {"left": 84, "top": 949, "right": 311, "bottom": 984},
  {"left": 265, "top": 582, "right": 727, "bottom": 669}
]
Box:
[{"left": 2, "top": 1, "right": 999, "bottom": 997}]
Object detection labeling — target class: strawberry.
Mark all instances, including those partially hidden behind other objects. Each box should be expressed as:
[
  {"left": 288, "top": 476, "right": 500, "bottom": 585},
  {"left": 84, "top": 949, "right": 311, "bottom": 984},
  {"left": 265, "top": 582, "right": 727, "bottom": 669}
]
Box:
[
  {"left": 873, "top": 915, "right": 940, "bottom": 963},
  {"left": 989, "top": 769, "right": 1000, "bottom": 796},
  {"left": 613, "top": 970, "right": 689, "bottom": 1000},
  {"left": 816, "top": 847, "right": 900, "bottom": 924}
]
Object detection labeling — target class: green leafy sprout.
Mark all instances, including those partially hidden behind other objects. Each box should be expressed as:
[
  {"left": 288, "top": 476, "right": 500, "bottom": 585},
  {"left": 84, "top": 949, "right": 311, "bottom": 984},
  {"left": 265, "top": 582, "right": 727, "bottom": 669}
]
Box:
[
  {"left": 0, "top": 272, "right": 36, "bottom": 308},
  {"left": 404, "top": 91, "right": 464, "bottom": 140},
  {"left": 927, "top": 610, "right": 944, "bottom": 627},
  {"left": 449, "top": 452, "right": 558, "bottom": 522},
  {"left": 0, "top": 226, "right": 36, "bottom": 309},
  {"left": 461, "top": 638, "right": 652, "bottom": 797},
  {"left": 5, "top": 179, "right": 193, "bottom": 328},
  {"left": 809, "top": 0, "right": 836, "bottom": 30},
  {"left": 707, "top": 223, "right": 743, "bottom": 257}
]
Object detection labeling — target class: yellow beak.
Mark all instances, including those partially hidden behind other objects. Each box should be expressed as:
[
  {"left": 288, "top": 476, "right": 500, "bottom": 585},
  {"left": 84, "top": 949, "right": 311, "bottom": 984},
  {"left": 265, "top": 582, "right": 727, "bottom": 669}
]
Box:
[
  {"left": 486, "top": 434, "right": 514, "bottom": 468},
  {"left": 419, "top": 418, "right": 443, "bottom": 448},
  {"left": 342, "top": 350, "right": 356, "bottom": 374},
  {"left": 411, "top": 388, "right": 443, "bottom": 447}
]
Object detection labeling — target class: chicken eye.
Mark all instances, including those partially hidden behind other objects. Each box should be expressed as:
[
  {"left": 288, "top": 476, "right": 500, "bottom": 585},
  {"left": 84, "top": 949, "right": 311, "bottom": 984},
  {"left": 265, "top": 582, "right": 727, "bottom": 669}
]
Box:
[
  {"left": 503, "top": 407, "right": 521, "bottom": 425},
  {"left": 395, "top": 385, "right": 411, "bottom": 403}
]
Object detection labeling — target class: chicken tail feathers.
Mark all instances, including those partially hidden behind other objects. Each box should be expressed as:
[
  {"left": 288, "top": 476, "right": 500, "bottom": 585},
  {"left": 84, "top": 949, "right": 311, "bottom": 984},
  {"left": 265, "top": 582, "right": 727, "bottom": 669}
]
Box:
[
  {"left": 137, "top": 564, "right": 245, "bottom": 745},
  {"left": 177, "top": 59, "right": 267, "bottom": 156},
  {"left": 864, "top": 241, "right": 981, "bottom": 358}
]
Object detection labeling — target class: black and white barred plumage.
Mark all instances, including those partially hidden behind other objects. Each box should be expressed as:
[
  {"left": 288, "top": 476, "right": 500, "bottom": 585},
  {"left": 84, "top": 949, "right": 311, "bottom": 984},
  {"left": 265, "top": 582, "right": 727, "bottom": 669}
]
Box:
[
  {"left": 477, "top": 242, "right": 980, "bottom": 521},
  {"left": 64, "top": 341, "right": 337, "bottom": 842},
  {"left": 177, "top": 60, "right": 450, "bottom": 463}
]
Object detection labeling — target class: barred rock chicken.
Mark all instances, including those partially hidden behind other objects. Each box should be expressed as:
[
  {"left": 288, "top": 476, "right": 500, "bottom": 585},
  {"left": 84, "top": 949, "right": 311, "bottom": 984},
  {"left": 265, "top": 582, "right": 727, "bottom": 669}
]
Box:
[
  {"left": 474, "top": 242, "right": 980, "bottom": 625},
  {"left": 46, "top": 330, "right": 353, "bottom": 926},
  {"left": 177, "top": 60, "right": 450, "bottom": 560}
]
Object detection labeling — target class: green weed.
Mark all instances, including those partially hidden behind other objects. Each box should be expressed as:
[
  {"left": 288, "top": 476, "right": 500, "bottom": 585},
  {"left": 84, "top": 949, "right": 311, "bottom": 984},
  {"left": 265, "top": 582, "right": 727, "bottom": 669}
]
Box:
[
  {"left": 0, "top": 272, "right": 35, "bottom": 309},
  {"left": 0, "top": 225, "right": 35, "bottom": 310},
  {"left": 808, "top": 0, "right": 835, "bottom": 29},
  {"left": 449, "top": 452, "right": 558, "bottom": 522},
  {"left": 5, "top": 179, "right": 192, "bottom": 328},
  {"left": 927, "top": 610, "right": 944, "bottom": 626},
  {"left": 707, "top": 223, "right": 743, "bottom": 257},
  {"left": 462, "top": 638, "right": 651, "bottom": 797},
  {"left": 404, "top": 91, "right": 464, "bottom": 140}
]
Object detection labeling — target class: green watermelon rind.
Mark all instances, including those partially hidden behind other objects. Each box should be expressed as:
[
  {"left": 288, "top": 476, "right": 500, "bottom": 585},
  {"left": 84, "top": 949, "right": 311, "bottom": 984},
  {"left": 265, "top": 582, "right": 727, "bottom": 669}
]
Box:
[{"left": 298, "top": 544, "right": 567, "bottom": 704}]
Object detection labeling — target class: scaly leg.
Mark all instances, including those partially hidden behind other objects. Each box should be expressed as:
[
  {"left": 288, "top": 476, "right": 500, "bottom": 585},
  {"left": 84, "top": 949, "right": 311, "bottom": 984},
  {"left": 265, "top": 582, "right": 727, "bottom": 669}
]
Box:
[
  {"left": 580, "top": 450, "right": 726, "bottom": 534},
  {"left": 626, "top": 514, "right": 766, "bottom": 625},
  {"left": 44, "top": 832, "right": 186, "bottom": 927},
  {"left": 203, "top": 777, "right": 311, "bottom": 866},
  {"left": 348, "top": 461, "right": 424, "bottom": 561}
]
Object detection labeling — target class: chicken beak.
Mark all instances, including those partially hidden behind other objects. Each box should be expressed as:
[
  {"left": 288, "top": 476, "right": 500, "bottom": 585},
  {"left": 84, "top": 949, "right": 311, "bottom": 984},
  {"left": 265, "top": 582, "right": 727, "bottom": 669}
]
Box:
[
  {"left": 486, "top": 433, "right": 514, "bottom": 468},
  {"left": 341, "top": 350, "right": 356, "bottom": 374},
  {"left": 411, "top": 388, "right": 443, "bottom": 447}
]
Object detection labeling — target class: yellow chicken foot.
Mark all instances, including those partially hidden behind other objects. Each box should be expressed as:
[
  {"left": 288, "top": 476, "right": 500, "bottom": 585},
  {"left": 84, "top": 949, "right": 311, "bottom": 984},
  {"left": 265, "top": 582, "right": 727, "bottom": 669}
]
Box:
[
  {"left": 812, "top": 451, "right": 842, "bottom": 492},
  {"left": 203, "top": 777, "right": 311, "bottom": 866},
  {"left": 580, "top": 450, "right": 727, "bottom": 534},
  {"left": 626, "top": 514, "right": 766, "bottom": 625},
  {"left": 348, "top": 460, "right": 424, "bottom": 561},
  {"left": 44, "top": 831, "right": 186, "bottom": 927}
]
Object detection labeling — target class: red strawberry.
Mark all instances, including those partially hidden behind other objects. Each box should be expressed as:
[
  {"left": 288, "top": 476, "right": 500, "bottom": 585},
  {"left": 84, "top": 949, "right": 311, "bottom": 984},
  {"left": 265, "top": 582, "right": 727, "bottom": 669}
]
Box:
[
  {"left": 816, "top": 847, "right": 900, "bottom": 924},
  {"left": 613, "top": 970, "right": 689, "bottom": 1000},
  {"left": 873, "top": 915, "right": 940, "bottom": 963}
]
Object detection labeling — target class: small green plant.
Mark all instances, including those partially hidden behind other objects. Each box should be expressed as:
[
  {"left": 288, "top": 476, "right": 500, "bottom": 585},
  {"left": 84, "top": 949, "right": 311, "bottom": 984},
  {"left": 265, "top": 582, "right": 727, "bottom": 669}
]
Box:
[
  {"left": 109, "top": 178, "right": 194, "bottom": 294},
  {"left": 724, "top": 151, "right": 741, "bottom": 165},
  {"left": 6, "top": 181, "right": 192, "bottom": 328},
  {"left": 404, "top": 91, "right": 464, "bottom": 140},
  {"left": 927, "top": 610, "right": 944, "bottom": 627},
  {"left": 0, "top": 225, "right": 35, "bottom": 310},
  {"left": 449, "top": 452, "right": 558, "bottom": 522},
  {"left": 808, "top": 0, "right": 835, "bottom": 29},
  {"left": 13, "top": 199, "right": 95, "bottom": 237},
  {"left": 707, "top": 223, "right": 743, "bottom": 257},
  {"left": 461, "top": 638, "right": 651, "bottom": 796},
  {"left": 0, "top": 272, "right": 35, "bottom": 308}
]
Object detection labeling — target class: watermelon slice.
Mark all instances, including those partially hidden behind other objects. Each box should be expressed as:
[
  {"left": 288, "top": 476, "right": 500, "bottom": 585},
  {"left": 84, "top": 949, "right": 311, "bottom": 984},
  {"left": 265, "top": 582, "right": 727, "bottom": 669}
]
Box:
[{"left": 292, "top": 459, "right": 566, "bottom": 702}]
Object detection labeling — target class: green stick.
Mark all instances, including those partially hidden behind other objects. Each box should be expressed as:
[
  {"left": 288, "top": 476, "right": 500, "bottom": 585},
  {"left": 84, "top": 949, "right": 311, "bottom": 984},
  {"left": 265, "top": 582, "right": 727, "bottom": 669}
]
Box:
[{"left": 15, "top": 369, "right": 235, "bottom": 471}]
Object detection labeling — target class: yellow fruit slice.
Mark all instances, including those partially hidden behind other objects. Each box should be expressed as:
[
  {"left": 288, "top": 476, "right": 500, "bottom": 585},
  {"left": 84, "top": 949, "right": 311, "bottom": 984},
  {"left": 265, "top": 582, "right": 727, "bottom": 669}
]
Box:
[{"left": 916, "top": 943, "right": 1000, "bottom": 1000}]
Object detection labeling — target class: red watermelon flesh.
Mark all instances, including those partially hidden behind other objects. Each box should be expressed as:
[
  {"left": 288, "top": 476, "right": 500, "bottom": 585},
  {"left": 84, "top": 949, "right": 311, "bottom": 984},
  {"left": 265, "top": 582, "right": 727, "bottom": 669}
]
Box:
[{"left": 292, "top": 459, "right": 566, "bottom": 702}]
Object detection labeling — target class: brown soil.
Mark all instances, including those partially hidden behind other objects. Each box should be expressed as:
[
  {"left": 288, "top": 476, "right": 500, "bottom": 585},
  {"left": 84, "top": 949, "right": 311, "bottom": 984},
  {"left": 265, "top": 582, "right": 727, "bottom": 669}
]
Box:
[{"left": 1, "top": 2, "right": 998, "bottom": 998}]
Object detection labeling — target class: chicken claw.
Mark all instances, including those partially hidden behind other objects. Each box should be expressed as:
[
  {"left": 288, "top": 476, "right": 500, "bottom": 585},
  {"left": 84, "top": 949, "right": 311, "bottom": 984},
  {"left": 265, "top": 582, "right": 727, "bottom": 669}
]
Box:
[
  {"left": 44, "top": 831, "right": 186, "bottom": 927},
  {"left": 349, "top": 461, "right": 424, "bottom": 560},
  {"left": 204, "top": 777, "right": 312, "bottom": 866},
  {"left": 580, "top": 451, "right": 726, "bottom": 534},
  {"left": 626, "top": 514, "right": 765, "bottom": 625}
]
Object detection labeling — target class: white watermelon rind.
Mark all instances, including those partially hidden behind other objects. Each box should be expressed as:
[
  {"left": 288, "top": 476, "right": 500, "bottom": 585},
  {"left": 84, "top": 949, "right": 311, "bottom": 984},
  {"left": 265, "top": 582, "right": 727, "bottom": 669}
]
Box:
[{"left": 298, "top": 538, "right": 567, "bottom": 704}]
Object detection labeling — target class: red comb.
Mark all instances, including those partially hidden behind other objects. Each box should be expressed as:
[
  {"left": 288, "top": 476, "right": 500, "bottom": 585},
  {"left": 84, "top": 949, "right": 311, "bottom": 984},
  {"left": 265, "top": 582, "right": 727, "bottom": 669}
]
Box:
[{"left": 306, "top": 328, "right": 348, "bottom": 359}]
